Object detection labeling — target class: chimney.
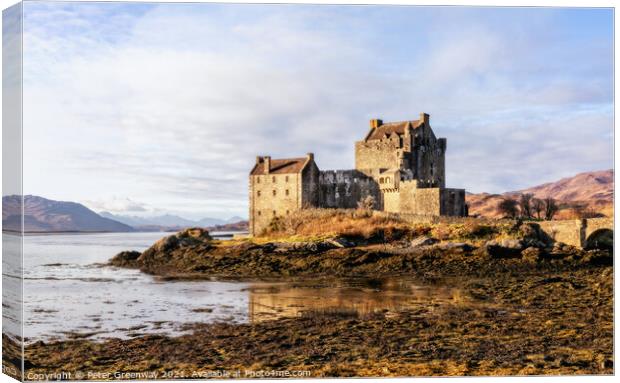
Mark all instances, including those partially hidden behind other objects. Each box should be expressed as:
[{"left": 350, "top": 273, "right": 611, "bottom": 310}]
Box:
[
  {"left": 264, "top": 156, "right": 271, "bottom": 174},
  {"left": 306, "top": 152, "right": 314, "bottom": 162},
  {"left": 256, "top": 156, "right": 262, "bottom": 165},
  {"left": 419, "top": 113, "right": 429, "bottom": 125},
  {"left": 369, "top": 119, "right": 383, "bottom": 129}
]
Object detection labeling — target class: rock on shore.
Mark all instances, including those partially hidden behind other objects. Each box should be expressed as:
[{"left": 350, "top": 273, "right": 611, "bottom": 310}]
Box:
[{"left": 109, "top": 223, "right": 612, "bottom": 279}]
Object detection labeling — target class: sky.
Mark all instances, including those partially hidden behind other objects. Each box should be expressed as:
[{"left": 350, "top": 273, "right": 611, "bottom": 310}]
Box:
[{"left": 14, "top": 2, "right": 614, "bottom": 220}]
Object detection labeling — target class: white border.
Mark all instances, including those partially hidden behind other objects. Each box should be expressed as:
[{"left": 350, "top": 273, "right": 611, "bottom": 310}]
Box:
[{"left": 0, "top": 1, "right": 616, "bottom": 383}]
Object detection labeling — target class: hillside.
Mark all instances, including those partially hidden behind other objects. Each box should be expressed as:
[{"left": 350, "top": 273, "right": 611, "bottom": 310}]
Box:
[
  {"left": 100, "top": 212, "right": 248, "bottom": 232},
  {"left": 2, "top": 195, "right": 134, "bottom": 233},
  {"left": 467, "top": 170, "right": 613, "bottom": 219}
]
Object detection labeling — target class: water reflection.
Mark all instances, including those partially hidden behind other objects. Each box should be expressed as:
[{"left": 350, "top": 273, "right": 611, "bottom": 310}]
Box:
[
  {"left": 247, "top": 278, "right": 465, "bottom": 322},
  {"left": 18, "top": 233, "right": 468, "bottom": 343}
]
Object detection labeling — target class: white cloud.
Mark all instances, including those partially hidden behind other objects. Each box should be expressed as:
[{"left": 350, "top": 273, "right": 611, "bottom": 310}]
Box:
[
  {"left": 83, "top": 197, "right": 151, "bottom": 214},
  {"left": 20, "top": 4, "right": 613, "bottom": 217}
]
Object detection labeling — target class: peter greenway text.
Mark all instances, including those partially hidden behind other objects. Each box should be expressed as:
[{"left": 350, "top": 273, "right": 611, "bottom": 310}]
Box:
[{"left": 25, "top": 369, "right": 312, "bottom": 380}]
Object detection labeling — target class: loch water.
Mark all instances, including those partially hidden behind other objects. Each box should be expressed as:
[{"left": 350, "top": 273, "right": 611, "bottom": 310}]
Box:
[{"left": 3, "top": 232, "right": 465, "bottom": 343}]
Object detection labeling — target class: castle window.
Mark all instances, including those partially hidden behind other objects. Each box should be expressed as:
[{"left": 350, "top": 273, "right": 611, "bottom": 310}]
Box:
[
  {"left": 256, "top": 177, "right": 260, "bottom": 184},
  {"left": 386, "top": 177, "right": 391, "bottom": 183},
  {"left": 380, "top": 177, "right": 384, "bottom": 184},
  {"left": 257, "top": 211, "right": 261, "bottom": 216},
  {"left": 285, "top": 189, "right": 289, "bottom": 196},
  {"left": 285, "top": 176, "right": 289, "bottom": 182},
  {"left": 272, "top": 190, "right": 277, "bottom": 196},
  {"left": 272, "top": 176, "right": 276, "bottom": 183},
  {"left": 286, "top": 210, "right": 290, "bottom": 215},
  {"left": 257, "top": 191, "right": 261, "bottom": 197},
  {"left": 273, "top": 210, "right": 276, "bottom": 216}
]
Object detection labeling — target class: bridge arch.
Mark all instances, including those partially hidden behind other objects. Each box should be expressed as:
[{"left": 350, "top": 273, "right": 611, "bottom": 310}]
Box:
[{"left": 585, "top": 228, "right": 613, "bottom": 251}]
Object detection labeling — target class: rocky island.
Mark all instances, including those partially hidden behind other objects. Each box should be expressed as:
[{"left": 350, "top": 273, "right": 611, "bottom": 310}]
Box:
[{"left": 16, "top": 209, "right": 613, "bottom": 378}]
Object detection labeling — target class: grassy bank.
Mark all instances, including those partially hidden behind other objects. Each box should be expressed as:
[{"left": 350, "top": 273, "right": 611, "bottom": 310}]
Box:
[{"left": 259, "top": 208, "right": 516, "bottom": 244}]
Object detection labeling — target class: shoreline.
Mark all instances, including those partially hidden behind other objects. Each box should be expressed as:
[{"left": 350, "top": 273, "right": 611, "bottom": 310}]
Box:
[
  {"left": 14, "top": 266, "right": 613, "bottom": 378},
  {"left": 6, "top": 220, "right": 613, "bottom": 378}
]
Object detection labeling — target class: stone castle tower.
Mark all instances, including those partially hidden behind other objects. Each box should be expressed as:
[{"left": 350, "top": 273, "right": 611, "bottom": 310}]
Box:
[{"left": 249, "top": 113, "right": 467, "bottom": 235}]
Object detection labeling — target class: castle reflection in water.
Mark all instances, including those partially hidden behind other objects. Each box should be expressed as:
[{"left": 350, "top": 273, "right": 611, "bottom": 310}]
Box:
[{"left": 246, "top": 278, "right": 467, "bottom": 322}]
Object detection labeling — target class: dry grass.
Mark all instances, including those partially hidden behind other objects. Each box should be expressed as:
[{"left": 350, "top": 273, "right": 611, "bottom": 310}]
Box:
[
  {"left": 259, "top": 208, "right": 426, "bottom": 241},
  {"left": 258, "top": 208, "right": 517, "bottom": 244}
]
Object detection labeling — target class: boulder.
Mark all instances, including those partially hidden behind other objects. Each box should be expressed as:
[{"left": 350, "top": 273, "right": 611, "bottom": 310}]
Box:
[
  {"left": 518, "top": 222, "right": 552, "bottom": 248},
  {"left": 581, "top": 250, "right": 613, "bottom": 266},
  {"left": 109, "top": 250, "right": 142, "bottom": 268},
  {"left": 410, "top": 236, "right": 439, "bottom": 247},
  {"left": 325, "top": 237, "right": 356, "bottom": 248},
  {"left": 521, "top": 247, "right": 542, "bottom": 263},
  {"left": 483, "top": 239, "right": 524, "bottom": 258},
  {"left": 434, "top": 242, "right": 474, "bottom": 252},
  {"left": 178, "top": 227, "right": 212, "bottom": 241}
]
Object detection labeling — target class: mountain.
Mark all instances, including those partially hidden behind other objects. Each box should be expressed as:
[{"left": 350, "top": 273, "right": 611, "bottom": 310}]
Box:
[
  {"left": 207, "top": 220, "right": 249, "bottom": 232},
  {"left": 99, "top": 212, "right": 198, "bottom": 227},
  {"left": 196, "top": 217, "right": 227, "bottom": 227},
  {"left": 98, "top": 212, "right": 151, "bottom": 227},
  {"left": 226, "top": 216, "right": 245, "bottom": 224},
  {"left": 467, "top": 170, "right": 613, "bottom": 219},
  {"left": 2, "top": 195, "right": 134, "bottom": 233},
  {"left": 100, "top": 212, "right": 247, "bottom": 231},
  {"left": 508, "top": 169, "right": 613, "bottom": 203}
]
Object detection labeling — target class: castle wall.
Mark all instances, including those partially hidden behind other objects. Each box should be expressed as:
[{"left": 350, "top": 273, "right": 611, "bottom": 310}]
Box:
[
  {"left": 410, "top": 126, "right": 445, "bottom": 188},
  {"left": 318, "top": 170, "right": 381, "bottom": 209},
  {"left": 412, "top": 187, "right": 442, "bottom": 215},
  {"left": 301, "top": 160, "right": 321, "bottom": 208},
  {"left": 249, "top": 173, "right": 302, "bottom": 235},
  {"left": 355, "top": 137, "right": 402, "bottom": 171},
  {"left": 397, "top": 181, "right": 420, "bottom": 213},
  {"left": 383, "top": 189, "right": 400, "bottom": 213},
  {"left": 439, "top": 188, "right": 467, "bottom": 216},
  {"left": 249, "top": 114, "right": 467, "bottom": 235}
]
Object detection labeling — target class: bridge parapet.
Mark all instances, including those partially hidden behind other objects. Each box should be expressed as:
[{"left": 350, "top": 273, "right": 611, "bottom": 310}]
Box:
[{"left": 538, "top": 218, "right": 613, "bottom": 248}]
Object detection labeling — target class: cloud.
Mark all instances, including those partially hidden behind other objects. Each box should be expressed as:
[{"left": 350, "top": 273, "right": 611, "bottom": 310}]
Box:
[
  {"left": 20, "top": 4, "right": 613, "bottom": 217},
  {"left": 83, "top": 197, "right": 151, "bottom": 214}
]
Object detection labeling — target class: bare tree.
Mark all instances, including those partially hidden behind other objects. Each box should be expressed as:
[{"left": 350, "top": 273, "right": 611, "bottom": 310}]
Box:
[
  {"left": 519, "top": 193, "right": 534, "bottom": 219},
  {"left": 531, "top": 198, "right": 545, "bottom": 219},
  {"left": 574, "top": 203, "right": 601, "bottom": 219},
  {"left": 498, "top": 198, "right": 519, "bottom": 218},
  {"left": 543, "top": 197, "right": 559, "bottom": 220},
  {"left": 357, "top": 195, "right": 376, "bottom": 211}
]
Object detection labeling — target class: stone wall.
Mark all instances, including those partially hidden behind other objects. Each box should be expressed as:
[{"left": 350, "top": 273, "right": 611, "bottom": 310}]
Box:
[
  {"left": 538, "top": 218, "right": 613, "bottom": 248},
  {"left": 410, "top": 124, "right": 445, "bottom": 188},
  {"left": 301, "top": 159, "right": 321, "bottom": 208},
  {"left": 439, "top": 188, "right": 467, "bottom": 216},
  {"left": 585, "top": 217, "right": 614, "bottom": 240},
  {"left": 354, "top": 138, "right": 402, "bottom": 172},
  {"left": 249, "top": 173, "right": 302, "bottom": 235},
  {"left": 318, "top": 170, "right": 381, "bottom": 209},
  {"left": 383, "top": 189, "right": 401, "bottom": 213},
  {"left": 412, "top": 187, "right": 442, "bottom": 215}
]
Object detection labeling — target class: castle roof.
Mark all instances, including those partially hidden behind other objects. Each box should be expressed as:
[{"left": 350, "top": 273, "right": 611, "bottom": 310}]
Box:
[
  {"left": 366, "top": 120, "right": 423, "bottom": 141},
  {"left": 250, "top": 157, "right": 308, "bottom": 175}
]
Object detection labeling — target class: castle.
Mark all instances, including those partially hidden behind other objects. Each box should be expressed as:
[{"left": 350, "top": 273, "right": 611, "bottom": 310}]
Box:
[{"left": 249, "top": 113, "right": 467, "bottom": 235}]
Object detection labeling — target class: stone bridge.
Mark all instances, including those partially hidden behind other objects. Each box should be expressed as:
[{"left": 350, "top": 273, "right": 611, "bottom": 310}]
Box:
[{"left": 538, "top": 217, "right": 614, "bottom": 249}]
